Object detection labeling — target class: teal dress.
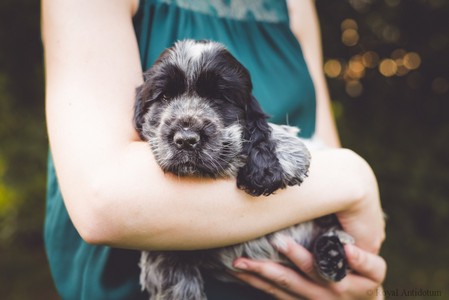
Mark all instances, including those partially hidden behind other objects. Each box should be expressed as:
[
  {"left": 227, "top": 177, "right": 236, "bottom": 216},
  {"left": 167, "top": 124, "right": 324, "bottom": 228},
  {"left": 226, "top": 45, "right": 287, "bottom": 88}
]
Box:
[{"left": 44, "top": 0, "right": 316, "bottom": 299}]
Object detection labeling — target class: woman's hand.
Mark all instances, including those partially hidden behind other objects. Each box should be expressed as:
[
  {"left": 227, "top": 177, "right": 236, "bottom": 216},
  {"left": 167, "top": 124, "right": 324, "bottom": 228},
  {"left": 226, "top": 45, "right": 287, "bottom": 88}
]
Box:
[{"left": 230, "top": 237, "right": 386, "bottom": 299}]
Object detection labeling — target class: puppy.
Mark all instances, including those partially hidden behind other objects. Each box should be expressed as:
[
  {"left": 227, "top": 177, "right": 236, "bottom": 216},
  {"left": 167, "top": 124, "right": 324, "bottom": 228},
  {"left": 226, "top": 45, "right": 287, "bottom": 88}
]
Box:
[{"left": 134, "top": 40, "right": 352, "bottom": 300}]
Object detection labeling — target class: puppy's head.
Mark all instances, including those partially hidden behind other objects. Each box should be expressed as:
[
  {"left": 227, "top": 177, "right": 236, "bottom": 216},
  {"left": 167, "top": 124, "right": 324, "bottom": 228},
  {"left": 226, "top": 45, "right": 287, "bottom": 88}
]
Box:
[{"left": 135, "top": 40, "right": 287, "bottom": 195}]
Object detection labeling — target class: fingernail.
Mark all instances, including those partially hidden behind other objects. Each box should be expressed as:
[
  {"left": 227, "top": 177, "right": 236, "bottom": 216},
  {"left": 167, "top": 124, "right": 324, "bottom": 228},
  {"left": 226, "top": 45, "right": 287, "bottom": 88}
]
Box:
[
  {"left": 272, "top": 234, "right": 289, "bottom": 252},
  {"left": 233, "top": 260, "right": 248, "bottom": 270},
  {"left": 344, "top": 244, "right": 355, "bottom": 258}
]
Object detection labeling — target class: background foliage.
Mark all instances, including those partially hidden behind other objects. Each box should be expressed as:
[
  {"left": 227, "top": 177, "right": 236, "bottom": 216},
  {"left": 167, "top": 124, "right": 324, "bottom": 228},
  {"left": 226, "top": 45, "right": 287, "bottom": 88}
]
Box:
[
  {"left": 316, "top": 1, "right": 449, "bottom": 297},
  {"left": 0, "top": 0, "right": 447, "bottom": 299}
]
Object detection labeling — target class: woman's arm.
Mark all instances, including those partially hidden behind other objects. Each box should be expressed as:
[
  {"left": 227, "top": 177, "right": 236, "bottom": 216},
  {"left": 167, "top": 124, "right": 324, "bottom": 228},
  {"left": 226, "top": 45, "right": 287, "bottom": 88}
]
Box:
[
  {"left": 42, "top": 0, "right": 383, "bottom": 252},
  {"left": 287, "top": 0, "right": 341, "bottom": 148}
]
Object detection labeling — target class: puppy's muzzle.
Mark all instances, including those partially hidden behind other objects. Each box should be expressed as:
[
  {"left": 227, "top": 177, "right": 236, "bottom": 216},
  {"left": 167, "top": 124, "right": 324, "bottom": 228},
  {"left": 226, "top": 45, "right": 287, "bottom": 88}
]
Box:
[{"left": 173, "top": 128, "right": 200, "bottom": 150}]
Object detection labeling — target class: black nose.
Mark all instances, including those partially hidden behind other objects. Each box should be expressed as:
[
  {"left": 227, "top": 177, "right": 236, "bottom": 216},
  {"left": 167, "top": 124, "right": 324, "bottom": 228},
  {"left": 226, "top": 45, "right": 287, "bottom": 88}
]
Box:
[{"left": 173, "top": 129, "right": 200, "bottom": 150}]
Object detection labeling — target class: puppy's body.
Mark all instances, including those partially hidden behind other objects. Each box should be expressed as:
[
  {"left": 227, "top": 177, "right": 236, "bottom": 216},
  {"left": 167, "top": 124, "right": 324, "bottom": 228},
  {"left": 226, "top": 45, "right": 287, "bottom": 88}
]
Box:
[{"left": 134, "top": 40, "right": 351, "bottom": 300}]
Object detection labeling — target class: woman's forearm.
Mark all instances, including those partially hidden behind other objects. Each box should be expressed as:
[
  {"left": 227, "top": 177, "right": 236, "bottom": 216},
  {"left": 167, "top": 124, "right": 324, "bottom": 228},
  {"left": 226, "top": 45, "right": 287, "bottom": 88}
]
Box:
[{"left": 66, "top": 143, "right": 378, "bottom": 251}]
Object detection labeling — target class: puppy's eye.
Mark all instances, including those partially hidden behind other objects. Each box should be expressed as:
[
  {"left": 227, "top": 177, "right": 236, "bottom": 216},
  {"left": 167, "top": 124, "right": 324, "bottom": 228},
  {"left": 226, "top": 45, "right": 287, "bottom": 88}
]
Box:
[{"left": 161, "top": 94, "right": 169, "bottom": 102}]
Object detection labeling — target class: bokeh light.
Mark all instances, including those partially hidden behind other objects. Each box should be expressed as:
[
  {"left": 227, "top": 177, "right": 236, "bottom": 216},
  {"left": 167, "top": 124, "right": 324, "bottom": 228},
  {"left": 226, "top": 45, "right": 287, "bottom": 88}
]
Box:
[
  {"left": 391, "top": 48, "right": 406, "bottom": 60},
  {"left": 324, "top": 59, "right": 343, "bottom": 78},
  {"left": 326, "top": 5, "right": 424, "bottom": 97},
  {"left": 362, "top": 51, "right": 380, "bottom": 68},
  {"left": 390, "top": 49, "right": 409, "bottom": 76},
  {"left": 347, "top": 55, "right": 365, "bottom": 79},
  {"left": 341, "top": 18, "right": 358, "bottom": 30},
  {"left": 395, "top": 65, "right": 409, "bottom": 76},
  {"left": 379, "top": 59, "right": 398, "bottom": 77},
  {"left": 345, "top": 80, "right": 364, "bottom": 97},
  {"left": 403, "top": 52, "right": 422, "bottom": 70},
  {"left": 348, "top": 0, "right": 373, "bottom": 13},
  {"left": 342, "top": 29, "right": 359, "bottom": 46},
  {"left": 341, "top": 17, "right": 359, "bottom": 47}
]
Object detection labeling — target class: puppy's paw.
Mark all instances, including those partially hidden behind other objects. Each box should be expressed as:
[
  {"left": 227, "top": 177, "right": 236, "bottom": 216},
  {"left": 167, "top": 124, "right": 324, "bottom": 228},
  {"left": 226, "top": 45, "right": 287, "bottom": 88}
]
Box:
[
  {"left": 237, "top": 153, "right": 286, "bottom": 196},
  {"left": 313, "top": 231, "right": 349, "bottom": 282}
]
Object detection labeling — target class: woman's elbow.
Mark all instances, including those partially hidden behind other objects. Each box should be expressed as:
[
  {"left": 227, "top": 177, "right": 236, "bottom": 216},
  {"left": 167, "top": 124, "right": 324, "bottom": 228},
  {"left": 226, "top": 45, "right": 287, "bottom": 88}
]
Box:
[
  {"left": 63, "top": 177, "right": 136, "bottom": 246},
  {"left": 70, "top": 177, "right": 171, "bottom": 248},
  {"left": 337, "top": 148, "right": 378, "bottom": 201},
  {"left": 68, "top": 185, "right": 122, "bottom": 245},
  {"left": 75, "top": 216, "right": 112, "bottom": 246}
]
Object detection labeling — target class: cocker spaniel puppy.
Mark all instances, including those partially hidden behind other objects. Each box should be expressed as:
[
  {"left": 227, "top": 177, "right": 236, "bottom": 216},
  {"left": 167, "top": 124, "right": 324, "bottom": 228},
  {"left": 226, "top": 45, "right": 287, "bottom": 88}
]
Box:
[{"left": 134, "top": 40, "right": 352, "bottom": 300}]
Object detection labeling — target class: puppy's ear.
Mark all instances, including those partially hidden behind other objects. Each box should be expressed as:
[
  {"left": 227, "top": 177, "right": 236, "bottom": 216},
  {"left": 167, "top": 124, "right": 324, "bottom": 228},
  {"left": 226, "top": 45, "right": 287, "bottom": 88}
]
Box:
[
  {"left": 134, "top": 48, "right": 170, "bottom": 138},
  {"left": 134, "top": 70, "right": 156, "bottom": 139},
  {"left": 133, "top": 84, "right": 146, "bottom": 136},
  {"left": 237, "top": 96, "right": 286, "bottom": 196}
]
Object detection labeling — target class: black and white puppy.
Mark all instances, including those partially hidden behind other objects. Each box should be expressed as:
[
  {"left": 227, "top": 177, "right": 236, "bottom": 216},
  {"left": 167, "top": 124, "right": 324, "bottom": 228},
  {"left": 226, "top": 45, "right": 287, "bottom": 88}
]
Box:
[{"left": 134, "top": 40, "right": 352, "bottom": 300}]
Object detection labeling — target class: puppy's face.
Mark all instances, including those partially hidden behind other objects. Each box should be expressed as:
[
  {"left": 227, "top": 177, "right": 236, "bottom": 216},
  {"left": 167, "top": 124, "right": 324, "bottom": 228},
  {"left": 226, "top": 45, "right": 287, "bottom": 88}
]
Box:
[{"left": 136, "top": 40, "right": 252, "bottom": 177}]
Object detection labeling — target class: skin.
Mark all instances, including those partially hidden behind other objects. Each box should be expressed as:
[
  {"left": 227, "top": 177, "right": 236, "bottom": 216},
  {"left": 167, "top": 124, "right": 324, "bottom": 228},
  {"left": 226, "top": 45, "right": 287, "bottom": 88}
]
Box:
[{"left": 42, "top": 0, "right": 386, "bottom": 298}]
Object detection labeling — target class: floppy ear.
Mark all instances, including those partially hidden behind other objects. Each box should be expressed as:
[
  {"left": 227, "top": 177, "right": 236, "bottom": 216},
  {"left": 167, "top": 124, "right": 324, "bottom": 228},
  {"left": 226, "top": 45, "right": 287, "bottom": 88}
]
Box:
[
  {"left": 133, "top": 48, "right": 171, "bottom": 138},
  {"left": 236, "top": 95, "right": 286, "bottom": 196},
  {"left": 133, "top": 84, "right": 146, "bottom": 136},
  {"left": 133, "top": 70, "right": 156, "bottom": 139}
]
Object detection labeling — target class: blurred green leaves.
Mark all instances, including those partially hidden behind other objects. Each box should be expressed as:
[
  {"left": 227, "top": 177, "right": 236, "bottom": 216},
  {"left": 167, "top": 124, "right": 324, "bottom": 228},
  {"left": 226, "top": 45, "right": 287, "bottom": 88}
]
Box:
[{"left": 0, "top": 1, "right": 56, "bottom": 298}]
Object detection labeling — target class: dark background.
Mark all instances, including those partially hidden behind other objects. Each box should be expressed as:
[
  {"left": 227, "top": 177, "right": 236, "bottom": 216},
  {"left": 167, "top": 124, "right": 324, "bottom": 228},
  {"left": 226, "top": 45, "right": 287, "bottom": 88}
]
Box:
[{"left": 0, "top": 0, "right": 448, "bottom": 299}]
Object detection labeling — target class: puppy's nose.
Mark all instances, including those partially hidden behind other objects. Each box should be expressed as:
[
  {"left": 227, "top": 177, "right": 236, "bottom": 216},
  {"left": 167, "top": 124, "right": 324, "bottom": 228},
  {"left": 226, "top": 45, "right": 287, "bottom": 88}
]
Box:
[{"left": 173, "top": 129, "right": 200, "bottom": 150}]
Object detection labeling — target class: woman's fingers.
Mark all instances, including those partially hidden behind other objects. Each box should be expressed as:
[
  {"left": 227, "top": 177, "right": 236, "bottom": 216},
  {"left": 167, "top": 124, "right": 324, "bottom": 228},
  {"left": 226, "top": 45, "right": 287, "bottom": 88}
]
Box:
[
  {"left": 272, "top": 235, "right": 325, "bottom": 283},
  {"left": 274, "top": 235, "right": 386, "bottom": 285},
  {"left": 232, "top": 258, "right": 328, "bottom": 299},
  {"left": 230, "top": 241, "right": 386, "bottom": 299},
  {"left": 344, "top": 244, "right": 387, "bottom": 283}
]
